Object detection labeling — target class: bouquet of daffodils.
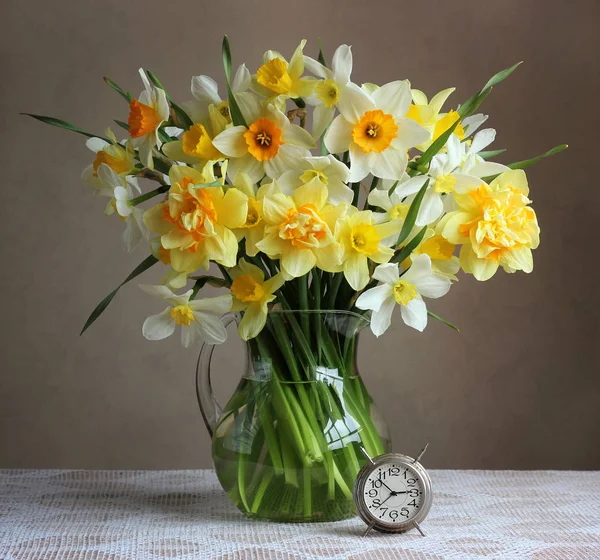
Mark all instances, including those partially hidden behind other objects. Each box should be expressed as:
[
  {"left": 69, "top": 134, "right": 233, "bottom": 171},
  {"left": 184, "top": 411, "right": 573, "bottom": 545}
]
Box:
[
  {"left": 27, "top": 37, "right": 565, "bottom": 521},
  {"left": 26, "top": 38, "right": 565, "bottom": 343}
]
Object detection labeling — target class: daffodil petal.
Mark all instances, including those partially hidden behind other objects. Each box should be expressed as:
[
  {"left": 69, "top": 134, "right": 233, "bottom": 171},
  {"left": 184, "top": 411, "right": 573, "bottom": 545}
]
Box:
[
  {"left": 400, "top": 295, "right": 427, "bottom": 331},
  {"left": 142, "top": 308, "right": 177, "bottom": 341}
]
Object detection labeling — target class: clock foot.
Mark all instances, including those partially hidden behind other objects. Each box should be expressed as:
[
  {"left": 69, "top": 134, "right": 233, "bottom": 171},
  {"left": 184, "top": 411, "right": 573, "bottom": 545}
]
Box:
[
  {"left": 363, "top": 521, "right": 376, "bottom": 537},
  {"left": 413, "top": 522, "right": 426, "bottom": 537}
]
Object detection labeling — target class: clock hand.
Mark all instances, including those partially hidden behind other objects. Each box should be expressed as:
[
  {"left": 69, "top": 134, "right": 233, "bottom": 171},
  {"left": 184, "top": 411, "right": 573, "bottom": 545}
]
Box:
[
  {"left": 377, "top": 473, "right": 394, "bottom": 494},
  {"left": 376, "top": 492, "right": 395, "bottom": 509}
]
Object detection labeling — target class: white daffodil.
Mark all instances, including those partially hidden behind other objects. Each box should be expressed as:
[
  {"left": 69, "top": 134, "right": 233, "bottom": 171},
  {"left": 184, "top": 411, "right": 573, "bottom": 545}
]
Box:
[
  {"left": 324, "top": 81, "right": 429, "bottom": 182},
  {"left": 82, "top": 128, "right": 135, "bottom": 190},
  {"left": 95, "top": 163, "right": 148, "bottom": 252},
  {"left": 303, "top": 44, "right": 353, "bottom": 139},
  {"left": 356, "top": 255, "right": 451, "bottom": 335},
  {"left": 212, "top": 93, "right": 316, "bottom": 183},
  {"left": 127, "top": 69, "right": 170, "bottom": 169},
  {"left": 188, "top": 65, "right": 251, "bottom": 123},
  {"left": 140, "top": 285, "right": 232, "bottom": 348},
  {"left": 277, "top": 155, "right": 353, "bottom": 205},
  {"left": 456, "top": 128, "right": 510, "bottom": 178},
  {"left": 368, "top": 174, "right": 431, "bottom": 229}
]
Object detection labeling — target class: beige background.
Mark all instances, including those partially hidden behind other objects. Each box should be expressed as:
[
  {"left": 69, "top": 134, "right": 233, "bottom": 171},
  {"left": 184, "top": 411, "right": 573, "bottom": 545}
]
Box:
[{"left": 1, "top": 0, "right": 598, "bottom": 470}]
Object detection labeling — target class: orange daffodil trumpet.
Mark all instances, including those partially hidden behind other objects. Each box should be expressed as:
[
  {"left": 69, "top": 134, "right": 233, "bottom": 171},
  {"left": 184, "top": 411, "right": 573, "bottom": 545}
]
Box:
[
  {"left": 36, "top": 37, "right": 563, "bottom": 345},
  {"left": 127, "top": 69, "right": 170, "bottom": 169}
]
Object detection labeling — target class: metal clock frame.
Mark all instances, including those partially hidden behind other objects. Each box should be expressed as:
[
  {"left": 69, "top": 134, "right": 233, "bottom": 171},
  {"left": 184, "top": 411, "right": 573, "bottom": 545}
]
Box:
[{"left": 354, "top": 445, "right": 433, "bottom": 536}]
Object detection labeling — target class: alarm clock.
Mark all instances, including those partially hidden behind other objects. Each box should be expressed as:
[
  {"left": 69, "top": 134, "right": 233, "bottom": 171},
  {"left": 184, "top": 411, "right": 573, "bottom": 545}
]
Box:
[{"left": 354, "top": 444, "right": 433, "bottom": 536}]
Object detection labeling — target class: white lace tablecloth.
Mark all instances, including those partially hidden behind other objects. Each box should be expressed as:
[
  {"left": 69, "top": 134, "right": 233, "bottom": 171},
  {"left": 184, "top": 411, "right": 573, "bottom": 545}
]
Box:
[{"left": 0, "top": 469, "right": 599, "bottom": 559}]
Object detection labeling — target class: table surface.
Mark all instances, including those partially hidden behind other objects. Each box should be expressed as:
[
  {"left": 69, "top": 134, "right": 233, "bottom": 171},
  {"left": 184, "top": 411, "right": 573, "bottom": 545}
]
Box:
[{"left": 0, "top": 469, "right": 599, "bottom": 560}]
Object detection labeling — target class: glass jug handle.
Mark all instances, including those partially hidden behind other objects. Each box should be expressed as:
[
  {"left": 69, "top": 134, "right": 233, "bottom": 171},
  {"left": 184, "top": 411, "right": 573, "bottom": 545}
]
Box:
[{"left": 195, "top": 312, "right": 237, "bottom": 438}]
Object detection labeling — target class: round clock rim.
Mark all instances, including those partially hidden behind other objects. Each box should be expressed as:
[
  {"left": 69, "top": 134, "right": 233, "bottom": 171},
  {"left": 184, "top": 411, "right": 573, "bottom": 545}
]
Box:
[{"left": 353, "top": 452, "right": 433, "bottom": 533}]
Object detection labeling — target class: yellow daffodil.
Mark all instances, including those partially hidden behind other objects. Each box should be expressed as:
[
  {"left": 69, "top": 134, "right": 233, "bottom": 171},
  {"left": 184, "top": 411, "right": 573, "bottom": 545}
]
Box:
[
  {"left": 212, "top": 93, "right": 315, "bottom": 183},
  {"left": 336, "top": 209, "right": 403, "bottom": 290},
  {"left": 230, "top": 259, "right": 285, "bottom": 340},
  {"left": 229, "top": 172, "right": 274, "bottom": 257},
  {"left": 439, "top": 170, "right": 540, "bottom": 281},
  {"left": 256, "top": 180, "right": 345, "bottom": 278},
  {"left": 143, "top": 164, "right": 248, "bottom": 273},
  {"left": 253, "top": 40, "right": 317, "bottom": 102},
  {"left": 278, "top": 155, "right": 354, "bottom": 205},
  {"left": 140, "top": 284, "right": 232, "bottom": 347},
  {"left": 406, "top": 87, "right": 489, "bottom": 152},
  {"left": 162, "top": 109, "right": 228, "bottom": 166},
  {"left": 127, "top": 69, "right": 170, "bottom": 169},
  {"left": 356, "top": 256, "right": 451, "bottom": 335},
  {"left": 324, "top": 81, "right": 429, "bottom": 182},
  {"left": 304, "top": 44, "right": 353, "bottom": 139},
  {"left": 402, "top": 229, "right": 460, "bottom": 280}
]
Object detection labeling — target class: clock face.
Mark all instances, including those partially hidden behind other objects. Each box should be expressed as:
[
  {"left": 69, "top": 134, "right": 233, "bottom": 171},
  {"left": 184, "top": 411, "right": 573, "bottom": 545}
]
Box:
[{"left": 361, "top": 461, "right": 425, "bottom": 525}]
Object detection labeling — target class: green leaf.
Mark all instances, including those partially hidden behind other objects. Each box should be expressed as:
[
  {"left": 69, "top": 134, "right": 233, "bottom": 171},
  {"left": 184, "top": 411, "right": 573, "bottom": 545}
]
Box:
[
  {"left": 391, "top": 226, "right": 427, "bottom": 264},
  {"left": 507, "top": 144, "right": 568, "bottom": 170},
  {"left": 427, "top": 311, "right": 460, "bottom": 332},
  {"left": 222, "top": 36, "right": 248, "bottom": 127},
  {"left": 146, "top": 69, "right": 194, "bottom": 130},
  {"left": 222, "top": 35, "right": 233, "bottom": 82},
  {"left": 292, "top": 97, "right": 306, "bottom": 108},
  {"left": 414, "top": 61, "right": 522, "bottom": 172},
  {"left": 317, "top": 39, "right": 327, "bottom": 67},
  {"left": 478, "top": 149, "right": 506, "bottom": 159},
  {"left": 21, "top": 114, "right": 107, "bottom": 141},
  {"left": 481, "top": 61, "right": 523, "bottom": 92},
  {"left": 80, "top": 255, "right": 159, "bottom": 335},
  {"left": 130, "top": 184, "right": 170, "bottom": 206},
  {"left": 103, "top": 77, "right": 132, "bottom": 103},
  {"left": 416, "top": 119, "right": 461, "bottom": 168},
  {"left": 114, "top": 119, "right": 130, "bottom": 132},
  {"left": 395, "top": 180, "right": 429, "bottom": 246}
]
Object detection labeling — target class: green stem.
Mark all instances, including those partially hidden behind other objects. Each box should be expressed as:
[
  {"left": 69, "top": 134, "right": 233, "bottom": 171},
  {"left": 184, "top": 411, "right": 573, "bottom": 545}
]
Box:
[
  {"left": 297, "top": 274, "right": 310, "bottom": 340},
  {"left": 130, "top": 184, "right": 169, "bottom": 206},
  {"left": 325, "top": 273, "right": 343, "bottom": 310}
]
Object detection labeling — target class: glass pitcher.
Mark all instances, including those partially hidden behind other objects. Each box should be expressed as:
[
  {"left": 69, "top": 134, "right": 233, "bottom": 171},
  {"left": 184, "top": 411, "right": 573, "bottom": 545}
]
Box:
[{"left": 196, "top": 309, "right": 391, "bottom": 522}]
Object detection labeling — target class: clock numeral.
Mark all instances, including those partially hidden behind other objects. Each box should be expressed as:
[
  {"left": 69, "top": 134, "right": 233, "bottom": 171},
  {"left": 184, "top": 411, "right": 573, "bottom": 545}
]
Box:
[
  {"left": 400, "top": 507, "right": 410, "bottom": 518},
  {"left": 407, "top": 489, "right": 420, "bottom": 497},
  {"left": 389, "top": 509, "right": 399, "bottom": 520},
  {"left": 371, "top": 498, "right": 381, "bottom": 508},
  {"left": 370, "top": 479, "right": 383, "bottom": 489},
  {"left": 367, "top": 489, "right": 378, "bottom": 498},
  {"left": 408, "top": 499, "right": 418, "bottom": 507},
  {"left": 379, "top": 507, "right": 388, "bottom": 517},
  {"left": 406, "top": 478, "right": 417, "bottom": 486},
  {"left": 388, "top": 467, "right": 400, "bottom": 476}
]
